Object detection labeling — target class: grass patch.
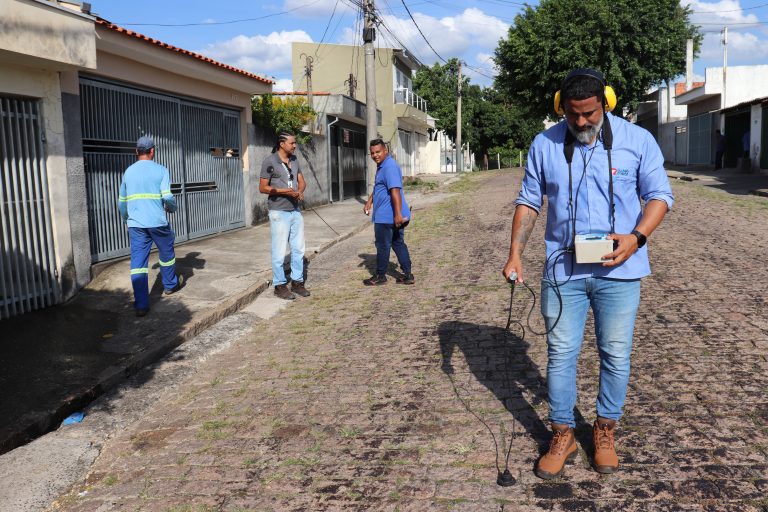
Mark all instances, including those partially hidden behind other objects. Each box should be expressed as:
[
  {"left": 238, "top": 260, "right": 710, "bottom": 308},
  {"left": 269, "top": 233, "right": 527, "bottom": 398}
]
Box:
[
  {"left": 197, "top": 419, "right": 233, "bottom": 440},
  {"left": 403, "top": 176, "right": 438, "bottom": 192},
  {"left": 339, "top": 426, "right": 362, "bottom": 438}
]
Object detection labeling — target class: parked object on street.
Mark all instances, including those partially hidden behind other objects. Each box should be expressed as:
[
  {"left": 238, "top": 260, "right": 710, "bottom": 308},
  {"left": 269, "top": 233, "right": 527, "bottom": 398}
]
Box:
[
  {"left": 118, "top": 135, "right": 180, "bottom": 317},
  {"left": 259, "top": 131, "right": 310, "bottom": 300},
  {"left": 363, "top": 139, "right": 414, "bottom": 286},
  {"left": 61, "top": 412, "right": 85, "bottom": 426},
  {"left": 502, "top": 68, "right": 674, "bottom": 479}
]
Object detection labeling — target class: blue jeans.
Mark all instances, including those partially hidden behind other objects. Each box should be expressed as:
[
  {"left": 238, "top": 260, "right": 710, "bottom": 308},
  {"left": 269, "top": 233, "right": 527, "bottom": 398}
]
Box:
[
  {"left": 128, "top": 225, "right": 178, "bottom": 311},
  {"left": 540, "top": 277, "right": 641, "bottom": 426},
  {"left": 269, "top": 209, "right": 305, "bottom": 286},
  {"left": 374, "top": 223, "right": 411, "bottom": 276}
]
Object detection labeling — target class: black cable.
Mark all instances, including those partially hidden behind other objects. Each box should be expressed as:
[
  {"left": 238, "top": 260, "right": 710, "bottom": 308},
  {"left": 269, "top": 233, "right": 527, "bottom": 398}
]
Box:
[
  {"left": 301, "top": 202, "right": 341, "bottom": 236},
  {"left": 400, "top": 0, "right": 449, "bottom": 63}
]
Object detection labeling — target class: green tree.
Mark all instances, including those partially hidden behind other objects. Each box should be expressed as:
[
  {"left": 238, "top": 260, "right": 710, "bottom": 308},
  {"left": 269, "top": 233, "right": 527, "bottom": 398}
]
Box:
[
  {"left": 252, "top": 94, "right": 316, "bottom": 143},
  {"left": 413, "top": 60, "right": 541, "bottom": 167},
  {"left": 412, "top": 58, "right": 465, "bottom": 141},
  {"left": 494, "top": 0, "right": 701, "bottom": 121}
]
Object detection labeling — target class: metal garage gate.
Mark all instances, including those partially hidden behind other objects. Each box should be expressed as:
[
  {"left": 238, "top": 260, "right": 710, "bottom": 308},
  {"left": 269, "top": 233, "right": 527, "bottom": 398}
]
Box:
[
  {"left": 80, "top": 78, "right": 244, "bottom": 262},
  {"left": 0, "top": 96, "right": 58, "bottom": 320},
  {"left": 688, "top": 113, "right": 713, "bottom": 165}
]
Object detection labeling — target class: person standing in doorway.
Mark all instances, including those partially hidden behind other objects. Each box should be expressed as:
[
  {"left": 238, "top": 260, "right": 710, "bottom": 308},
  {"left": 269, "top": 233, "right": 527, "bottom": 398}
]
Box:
[
  {"left": 259, "top": 131, "right": 310, "bottom": 300},
  {"left": 363, "top": 139, "right": 414, "bottom": 286},
  {"left": 714, "top": 129, "right": 725, "bottom": 170},
  {"left": 742, "top": 129, "right": 750, "bottom": 158},
  {"left": 118, "top": 135, "right": 182, "bottom": 317}
]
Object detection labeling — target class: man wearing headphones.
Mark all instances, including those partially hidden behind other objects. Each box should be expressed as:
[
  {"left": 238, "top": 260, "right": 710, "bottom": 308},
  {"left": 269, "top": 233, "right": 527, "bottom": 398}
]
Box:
[{"left": 502, "top": 69, "right": 674, "bottom": 479}]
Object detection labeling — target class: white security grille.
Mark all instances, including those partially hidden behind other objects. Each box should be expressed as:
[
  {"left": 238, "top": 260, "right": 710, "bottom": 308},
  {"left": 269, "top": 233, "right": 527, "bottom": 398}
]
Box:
[{"left": 0, "top": 96, "right": 58, "bottom": 320}]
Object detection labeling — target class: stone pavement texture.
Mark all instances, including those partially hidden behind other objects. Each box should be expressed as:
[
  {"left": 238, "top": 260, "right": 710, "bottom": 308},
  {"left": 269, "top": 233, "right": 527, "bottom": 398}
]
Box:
[
  {"left": 44, "top": 170, "right": 768, "bottom": 511},
  {"left": 0, "top": 176, "right": 453, "bottom": 455}
]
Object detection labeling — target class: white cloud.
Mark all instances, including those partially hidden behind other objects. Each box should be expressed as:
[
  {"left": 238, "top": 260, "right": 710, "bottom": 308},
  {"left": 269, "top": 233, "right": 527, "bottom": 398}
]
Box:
[
  {"left": 197, "top": 30, "right": 313, "bottom": 75},
  {"left": 698, "top": 29, "right": 768, "bottom": 62},
  {"left": 340, "top": 8, "right": 507, "bottom": 66},
  {"left": 683, "top": 0, "right": 759, "bottom": 25},
  {"left": 282, "top": 0, "right": 355, "bottom": 18},
  {"left": 681, "top": 1, "right": 768, "bottom": 65},
  {"left": 272, "top": 78, "right": 294, "bottom": 92}
]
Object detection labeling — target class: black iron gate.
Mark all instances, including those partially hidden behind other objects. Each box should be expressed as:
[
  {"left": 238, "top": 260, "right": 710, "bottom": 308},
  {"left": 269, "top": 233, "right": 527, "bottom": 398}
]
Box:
[{"left": 80, "top": 78, "right": 244, "bottom": 262}]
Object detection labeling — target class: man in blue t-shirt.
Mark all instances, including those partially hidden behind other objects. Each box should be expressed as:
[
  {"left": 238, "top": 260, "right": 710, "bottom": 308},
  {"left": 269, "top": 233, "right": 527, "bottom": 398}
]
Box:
[
  {"left": 362, "top": 139, "right": 413, "bottom": 286},
  {"left": 118, "top": 135, "right": 181, "bottom": 317}
]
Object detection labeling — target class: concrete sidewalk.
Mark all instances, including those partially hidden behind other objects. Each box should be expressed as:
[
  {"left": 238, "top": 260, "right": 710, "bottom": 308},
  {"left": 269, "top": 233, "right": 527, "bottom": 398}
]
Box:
[
  {"left": 0, "top": 178, "right": 456, "bottom": 455},
  {"left": 665, "top": 163, "right": 768, "bottom": 197}
]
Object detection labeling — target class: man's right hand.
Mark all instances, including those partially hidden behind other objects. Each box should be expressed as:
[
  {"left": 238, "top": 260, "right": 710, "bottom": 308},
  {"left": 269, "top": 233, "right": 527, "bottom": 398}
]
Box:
[{"left": 502, "top": 257, "right": 524, "bottom": 283}]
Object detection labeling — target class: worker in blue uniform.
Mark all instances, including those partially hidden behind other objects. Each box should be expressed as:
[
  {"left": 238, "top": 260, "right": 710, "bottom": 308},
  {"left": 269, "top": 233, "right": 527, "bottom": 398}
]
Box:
[{"left": 118, "top": 135, "right": 181, "bottom": 316}]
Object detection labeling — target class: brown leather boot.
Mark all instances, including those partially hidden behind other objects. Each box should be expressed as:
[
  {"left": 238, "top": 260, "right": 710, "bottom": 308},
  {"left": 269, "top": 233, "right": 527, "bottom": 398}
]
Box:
[
  {"left": 535, "top": 423, "right": 577, "bottom": 480},
  {"left": 290, "top": 280, "right": 310, "bottom": 297},
  {"left": 593, "top": 418, "right": 619, "bottom": 474},
  {"left": 274, "top": 284, "right": 296, "bottom": 300}
]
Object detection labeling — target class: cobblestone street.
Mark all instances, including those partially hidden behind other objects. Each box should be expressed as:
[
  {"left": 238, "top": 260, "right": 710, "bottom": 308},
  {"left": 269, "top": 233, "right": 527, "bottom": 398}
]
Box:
[{"left": 51, "top": 170, "right": 768, "bottom": 511}]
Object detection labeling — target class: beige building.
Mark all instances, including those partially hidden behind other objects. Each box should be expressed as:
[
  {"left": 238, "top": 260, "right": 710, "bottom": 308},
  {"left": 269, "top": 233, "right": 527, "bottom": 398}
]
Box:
[
  {"left": 0, "top": 0, "right": 272, "bottom": 319},
  {"left": 291, "top": 42, "right": 435, "bottom": 176}
]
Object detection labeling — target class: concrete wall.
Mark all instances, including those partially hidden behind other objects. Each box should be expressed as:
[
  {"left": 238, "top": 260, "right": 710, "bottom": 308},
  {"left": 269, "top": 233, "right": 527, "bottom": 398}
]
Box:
[
  {"left": 247, "top": 130, "right": 330, "bottom": 226},
  {"left": 0, "top": 0, "right": 96, "bottom": 71},
  {"left": 422, "top": 140, "right": 441, "bottom": 174}
]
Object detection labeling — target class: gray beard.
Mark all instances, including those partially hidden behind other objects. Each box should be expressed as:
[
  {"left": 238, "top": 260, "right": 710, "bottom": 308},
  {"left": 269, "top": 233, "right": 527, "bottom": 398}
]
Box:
[{"left": 568, "top": 115, "right": 604, "bottom": 145}]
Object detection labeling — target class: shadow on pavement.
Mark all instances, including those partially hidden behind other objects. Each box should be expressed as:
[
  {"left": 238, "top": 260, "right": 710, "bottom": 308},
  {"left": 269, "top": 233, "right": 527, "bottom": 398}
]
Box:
[
  {"left": 150, "top": 250, "right": 205, "bottom": 295},
  {"left": 438, "top": 321, "right": 593, "bottom": 458},
  {"left": 0, "top": 251, "right": 193, "bottom": 455},
  {"left": 357, "top": 253, "right": 400, "bottom": 279}
]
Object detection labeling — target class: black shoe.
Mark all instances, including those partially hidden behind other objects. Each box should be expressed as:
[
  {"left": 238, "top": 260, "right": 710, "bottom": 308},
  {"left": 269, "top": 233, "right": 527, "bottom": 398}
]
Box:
[
  {"left": 363, "top": 275, "right": 387, "bottom": 286},
  {"left": 164, "top": 274, "right": 185, "bottom": 295},
  {"left": 274, "top": 284, "right": 296, "bottom": 300},
  {"left": 291, "top": 281, "right": 311, "bottom": 297},
  {"left": 135, "top": 308, "right": 149, "bottom": 317},
  {"left": 396, "top": 273, "right": 415, "bottom": 285}
]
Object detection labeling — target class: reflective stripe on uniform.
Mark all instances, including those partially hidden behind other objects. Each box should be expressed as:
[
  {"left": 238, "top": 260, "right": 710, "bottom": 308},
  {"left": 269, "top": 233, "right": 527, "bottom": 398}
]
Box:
[
  {"left": 159, "top": 258, "right": 176, "bottom": 267},
  {"left": 122, "top": 193, "right": 163, "bottom": 201},
  {"left": 131, "top": 268, "right": 149, "bottom": 275}
]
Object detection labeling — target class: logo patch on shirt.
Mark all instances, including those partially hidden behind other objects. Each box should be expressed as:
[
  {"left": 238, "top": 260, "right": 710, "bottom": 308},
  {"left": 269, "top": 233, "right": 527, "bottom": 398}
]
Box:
[{"left": 612, "top": 168, "right": 631, "bottom": 177}]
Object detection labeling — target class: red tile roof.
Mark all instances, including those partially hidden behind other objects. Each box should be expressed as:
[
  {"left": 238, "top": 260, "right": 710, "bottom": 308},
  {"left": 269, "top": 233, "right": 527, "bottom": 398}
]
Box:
[
  {"left": 675, "top": 81, "right": 705, "bottom": 96},
  {"left": 95, "top": 18, "right": 273, "bottom": 85}
]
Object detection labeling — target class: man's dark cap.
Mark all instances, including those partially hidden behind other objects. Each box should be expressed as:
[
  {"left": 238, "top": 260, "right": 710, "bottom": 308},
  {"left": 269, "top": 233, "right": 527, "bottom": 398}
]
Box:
[{"left": 136, "top": 135, "right": 155, "bottom": 151}]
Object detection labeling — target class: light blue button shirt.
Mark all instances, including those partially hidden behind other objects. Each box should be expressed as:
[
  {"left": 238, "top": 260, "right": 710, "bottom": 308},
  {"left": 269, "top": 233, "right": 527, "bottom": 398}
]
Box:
[{"left": 516, "top": 113, "right": 674, "bottom": 281}]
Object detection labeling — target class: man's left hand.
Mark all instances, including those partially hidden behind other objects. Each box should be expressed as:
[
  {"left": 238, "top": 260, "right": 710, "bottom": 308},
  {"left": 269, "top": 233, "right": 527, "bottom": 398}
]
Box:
[
  {"left": 394, "top": 214, "right": 405, "bottom": 227},
  {"left": 602, "top": 233, "right": 638, "bottom": 267}
]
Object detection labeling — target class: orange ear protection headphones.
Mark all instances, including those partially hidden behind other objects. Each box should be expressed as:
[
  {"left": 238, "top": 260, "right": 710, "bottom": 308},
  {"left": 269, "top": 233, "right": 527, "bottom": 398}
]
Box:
[{"left": 553, "top": 68, "right": 617, "bottom": 116}]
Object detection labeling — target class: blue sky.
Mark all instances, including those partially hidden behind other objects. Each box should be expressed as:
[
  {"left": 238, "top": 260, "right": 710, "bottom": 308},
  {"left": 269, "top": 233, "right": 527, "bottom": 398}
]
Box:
[{"left": 92, "top": 0, "right": 768, "bottom": 92}]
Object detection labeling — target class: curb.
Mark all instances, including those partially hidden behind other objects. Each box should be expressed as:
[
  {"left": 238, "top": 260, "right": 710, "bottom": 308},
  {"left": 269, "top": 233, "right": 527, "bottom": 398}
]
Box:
[{"left": 0, "top": 219, "right": 373, "bottom": 455}]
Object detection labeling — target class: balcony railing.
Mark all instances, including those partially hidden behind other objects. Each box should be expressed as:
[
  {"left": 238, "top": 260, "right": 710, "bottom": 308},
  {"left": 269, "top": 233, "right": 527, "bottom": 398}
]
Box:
[{"left": 394, "top": 88, "right": 427, "bottom": 112}]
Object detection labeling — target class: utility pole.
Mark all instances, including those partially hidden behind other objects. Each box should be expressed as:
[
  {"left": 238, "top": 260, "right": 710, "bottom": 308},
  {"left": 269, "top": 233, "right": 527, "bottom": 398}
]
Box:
[
  {"left": 302, "top": 54, "right": 315, "bottom": 133},
  {"left": 456, "top": 60, "right": 463, "bottom": 173},
  {"left": 345, "top": 73, "right": 357, "bottom": 98},
  {"left": 721, "top": 26, "right": 728, "bottom": 110},
  {"left": 302, "top": 54, "right": 314, "bottom": 110},
  {"left": 363, "top": 0, "right": 378, "bottom": 194}
]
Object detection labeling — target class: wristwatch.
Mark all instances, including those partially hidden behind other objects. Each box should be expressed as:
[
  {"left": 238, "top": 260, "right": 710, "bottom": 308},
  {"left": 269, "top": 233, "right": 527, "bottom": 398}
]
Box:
[{"left": 631, "top": 229, "right": 647, "bottom": 248}]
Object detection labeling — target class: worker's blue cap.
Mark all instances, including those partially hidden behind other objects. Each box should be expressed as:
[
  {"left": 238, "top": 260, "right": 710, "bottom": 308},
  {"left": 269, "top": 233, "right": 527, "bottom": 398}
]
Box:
[{"left": 136, "top": 135, "right": 155, "bottom": 151}]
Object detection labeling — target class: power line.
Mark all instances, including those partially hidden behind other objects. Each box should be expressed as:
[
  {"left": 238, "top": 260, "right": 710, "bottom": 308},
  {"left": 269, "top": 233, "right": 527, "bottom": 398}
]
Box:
[
  {"left": 315, "top": 0, "right": 342, "bottom": 54},
  {"left": 400, "top": 0, "right": 448, "bottom": 63}
]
